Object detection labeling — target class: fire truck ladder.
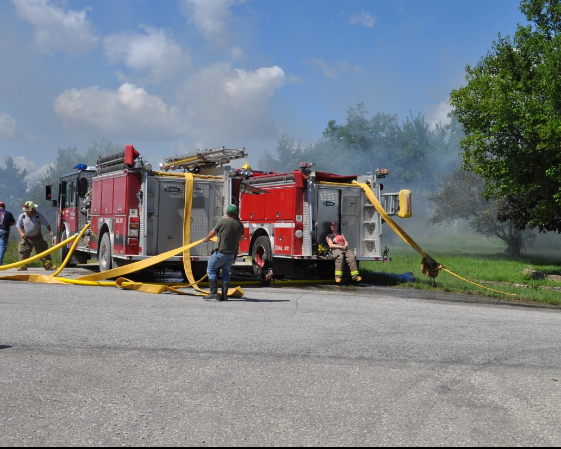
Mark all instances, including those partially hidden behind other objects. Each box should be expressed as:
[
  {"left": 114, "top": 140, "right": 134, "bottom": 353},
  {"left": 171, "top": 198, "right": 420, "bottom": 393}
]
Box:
[{"left": 160, "top": 146, "right": 247, "bottom": 172}]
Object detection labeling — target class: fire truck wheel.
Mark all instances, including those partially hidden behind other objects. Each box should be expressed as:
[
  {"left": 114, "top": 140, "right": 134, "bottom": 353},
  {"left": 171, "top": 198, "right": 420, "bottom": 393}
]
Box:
[
  {"left": 60, "top": 238, "right": 77, "bottom": 267},
  {"left": 252, "top": 235, "right": 272, "bottom": 276},
  {"left": 99, "top": 233, "right": 113, "bottom": 272}
]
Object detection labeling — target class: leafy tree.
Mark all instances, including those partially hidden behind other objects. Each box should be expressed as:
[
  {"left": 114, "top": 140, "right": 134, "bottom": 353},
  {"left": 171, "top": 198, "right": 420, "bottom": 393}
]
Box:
[
  {"left": 323, "top": 103, "right": 455, "bottom": 187},
  {"left": 450, "top": 0, "right": 561, "bottom": 232},
  {"left": 0, "top": 156, "right": 29, "bottom": 209},
  {"left": 258, "top": 134, "right": 305, "bottom": 173},
  {"left": 429, "top": 169, "right": 534, "bottom": 257}
]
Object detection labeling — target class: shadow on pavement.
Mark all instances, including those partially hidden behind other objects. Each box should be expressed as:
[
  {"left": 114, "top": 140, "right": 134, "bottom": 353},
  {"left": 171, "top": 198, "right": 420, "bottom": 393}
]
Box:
[{"left": 0, "top": 345, "right": 12, "bottom": 350}]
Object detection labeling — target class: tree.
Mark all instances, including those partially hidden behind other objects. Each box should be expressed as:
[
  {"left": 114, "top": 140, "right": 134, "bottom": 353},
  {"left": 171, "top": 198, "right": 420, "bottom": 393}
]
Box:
[
  {"left": 0, "top": 156, "right": 29, "bottom": 208},
  {"left": 429, "top": 169, "right": 534, "bottom": 257},
  {"left": 258, "top": 134, "right": 305, "bottom": 173},
  {"left": 323, "top": 103, "right": 454, "bottom": 187},
  {"left": 450, "top": 0, "right": 561, "bottom": 232}
]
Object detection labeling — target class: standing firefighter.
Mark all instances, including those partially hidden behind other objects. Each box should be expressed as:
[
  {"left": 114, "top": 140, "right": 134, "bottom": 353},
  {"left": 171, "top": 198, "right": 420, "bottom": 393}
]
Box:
[
  {"left": 16, "top": 201, "right": 56, "bottom": 271},
  {"left": 202, "top": 205, "right": 245, "bottom": 302},
  {"left": 326, "top": 220, "right": 362, "bottom": 283}
]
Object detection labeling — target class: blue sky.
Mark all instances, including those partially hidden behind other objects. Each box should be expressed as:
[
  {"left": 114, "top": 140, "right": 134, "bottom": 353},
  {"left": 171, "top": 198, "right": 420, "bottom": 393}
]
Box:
[{"left": 0, "top": 0, "right": 524, "bottom": 179}]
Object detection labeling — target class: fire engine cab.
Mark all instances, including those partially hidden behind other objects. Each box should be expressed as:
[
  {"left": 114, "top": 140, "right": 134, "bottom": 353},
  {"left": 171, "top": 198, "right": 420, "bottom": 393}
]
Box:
[{"left": 238, "top": 162, "right": 409, "bottom": 279}]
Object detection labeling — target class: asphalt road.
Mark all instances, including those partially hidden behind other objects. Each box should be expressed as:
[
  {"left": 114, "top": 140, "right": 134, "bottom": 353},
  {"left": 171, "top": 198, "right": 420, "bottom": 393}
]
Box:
[{"left": 1, "top": 267, "right": 561, "bottom": 446}]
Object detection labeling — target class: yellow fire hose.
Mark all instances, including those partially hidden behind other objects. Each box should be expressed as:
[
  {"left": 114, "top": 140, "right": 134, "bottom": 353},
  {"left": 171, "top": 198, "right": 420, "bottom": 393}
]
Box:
[
  {"left": 352, "top": 181, "right": 517, "bottom": 297},
  {"left": 0, "top": 172, "right": 245, "bottom": 296}
]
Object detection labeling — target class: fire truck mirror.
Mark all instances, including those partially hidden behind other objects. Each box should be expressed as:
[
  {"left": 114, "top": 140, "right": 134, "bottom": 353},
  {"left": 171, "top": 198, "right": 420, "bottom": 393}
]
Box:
[
  {"left": 45, "top": 184, "right": 52, "bottom": 201},
  {"left": 78, "top": 178, "right": 89, "bottom": 198}
]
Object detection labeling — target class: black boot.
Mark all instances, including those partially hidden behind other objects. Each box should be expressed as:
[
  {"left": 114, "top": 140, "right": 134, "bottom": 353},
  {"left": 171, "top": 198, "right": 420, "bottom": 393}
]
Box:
[
  {"left": 204, "top": 279, "right": 219, "bottom": 301},
  {"left": 221, "top": 282, "right": 230, "bottom": 301}
]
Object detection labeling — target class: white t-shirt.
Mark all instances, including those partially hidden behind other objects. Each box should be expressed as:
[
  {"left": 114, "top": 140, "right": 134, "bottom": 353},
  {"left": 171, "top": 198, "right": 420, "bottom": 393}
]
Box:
[{"left": 17, "top": 212, "right": 50, "bottom": 238}]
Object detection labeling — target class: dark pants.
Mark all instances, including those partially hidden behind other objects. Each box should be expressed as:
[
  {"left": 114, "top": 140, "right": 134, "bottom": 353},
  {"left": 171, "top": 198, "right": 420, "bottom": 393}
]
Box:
[
  {"left": 18, "top": 234, "right": 52, "bottom": 265},
  {"left": 333, "top": 249, "right": 359, "bottom": 279}
]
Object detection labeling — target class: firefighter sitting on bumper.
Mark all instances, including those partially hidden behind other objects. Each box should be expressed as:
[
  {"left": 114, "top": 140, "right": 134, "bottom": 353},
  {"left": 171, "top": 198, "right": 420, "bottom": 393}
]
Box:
[
  {"left": 202, "top": 204, "right": 245, "bottom": 301},
  {"left": 326, "top": 220, "right": 362, "bottom": 283},
  {"left": 16, "top": 201, "right": 56, "bottom": 271}
]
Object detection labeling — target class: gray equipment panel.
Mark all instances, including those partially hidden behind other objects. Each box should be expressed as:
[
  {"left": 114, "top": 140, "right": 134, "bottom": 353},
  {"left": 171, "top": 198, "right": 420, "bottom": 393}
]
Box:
[{"left": 144, "top": 176, "right": 224, "bottom": 257}]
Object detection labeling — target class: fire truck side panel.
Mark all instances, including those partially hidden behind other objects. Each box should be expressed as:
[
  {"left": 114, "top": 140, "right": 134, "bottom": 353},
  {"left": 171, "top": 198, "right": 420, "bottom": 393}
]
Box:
[
  {"left": 239, "top": 190, "right": 265, "bottom": 221},
  {"left": 265, "top": 186, "right": 295, "bottom": 220},
  {"left": 315, "top": 187, "right": 341, "bottom": 248},
  {"left": 145, "top": 176, "right": 224, "bottom": 258},
  {"left": 102, "top": 179, "right": 114, "bottom": 215},
  {"left": 341, "top": 189, "right": 363, "bottom": 255},
  {"left": 273, "top": 224, "right": 294, "bottom": 255}
]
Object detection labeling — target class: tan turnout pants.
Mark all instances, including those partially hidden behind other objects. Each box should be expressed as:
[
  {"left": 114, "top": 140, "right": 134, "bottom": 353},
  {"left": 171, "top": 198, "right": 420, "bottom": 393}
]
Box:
[
  {"left": 332, "top": 249, "right": 360, "bottom": 279},
  {"left": 18, "top": 233, "right": 52, "bottom": 265}
]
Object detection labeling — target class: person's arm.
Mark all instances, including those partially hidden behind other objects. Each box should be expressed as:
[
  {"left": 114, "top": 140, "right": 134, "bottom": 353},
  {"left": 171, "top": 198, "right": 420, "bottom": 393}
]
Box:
[
  {"left": 16, "top": 216, "right": 26, "bottom": 239},
  {"left": 202, "top": 229, "right": 217, "bottom": 243},
  {"left": 326, "top": 235, "right": 347, "bottom": 250},
  {"left": 340, "top": 234, "right": 349, "bottom": 251},
  {"left": 39, "top": 213, "right": 54, "bottom": 236}
]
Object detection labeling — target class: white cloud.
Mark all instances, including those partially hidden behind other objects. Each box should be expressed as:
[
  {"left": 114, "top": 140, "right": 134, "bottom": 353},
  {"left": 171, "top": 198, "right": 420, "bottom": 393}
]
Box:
[
  {"left": 180, "top": 0, "right": 247, "bottom": 46},
  {"left": 53, "top": 84, "right": 184, "bottom": 141},
  {"left": 0, "top": 112, "right": 36, "bottom": 141},
  {"left": 103, "top": 26, "right": 191, "bottom": 84},
  {"left": 12, "top": 0, "right": 99, "bottom": 55},
  {"left": 309, "top": 58, "right": 363, "bottom": 79},
  {"left": 349, "top": 12, "right": 377, "bottom": 28},
  {"left": 425, "top": 100, "right": 453, "bottom": 129},
  {"left": 181, "top": 63, "right": 287, "bottom": 142}
]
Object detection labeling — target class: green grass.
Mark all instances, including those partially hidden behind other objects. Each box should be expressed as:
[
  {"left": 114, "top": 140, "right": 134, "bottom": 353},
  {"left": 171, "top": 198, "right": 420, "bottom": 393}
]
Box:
[{"left": 361, "top": 230, "right": 561, "bottom": 306}]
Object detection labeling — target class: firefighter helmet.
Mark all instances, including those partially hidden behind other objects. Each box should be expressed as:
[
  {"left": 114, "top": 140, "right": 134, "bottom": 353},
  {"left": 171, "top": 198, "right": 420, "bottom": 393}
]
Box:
[{"left": 241, "top": 164, "right": 252, "bottom": 171}]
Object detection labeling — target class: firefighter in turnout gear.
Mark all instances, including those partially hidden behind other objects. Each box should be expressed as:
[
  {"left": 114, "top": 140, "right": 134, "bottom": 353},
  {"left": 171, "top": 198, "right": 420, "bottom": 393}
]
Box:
[
  {"left": 326, "top": 220, "right": 362, "bottom": 283},
  {"left": 16, "top": 201, "right": 56, "bottom": 271}
]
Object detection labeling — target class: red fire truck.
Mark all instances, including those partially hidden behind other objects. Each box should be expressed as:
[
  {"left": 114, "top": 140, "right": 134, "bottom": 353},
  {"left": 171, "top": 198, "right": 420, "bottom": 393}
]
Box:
[
  {"left": 237, "top": 162, "right": 410, "bottom": 280},
  {"left": 48, "top": 145, "right": 247, "bottom": 279},
  {"left": 48, "top": 145, "right": 410, "bottom": 281}
]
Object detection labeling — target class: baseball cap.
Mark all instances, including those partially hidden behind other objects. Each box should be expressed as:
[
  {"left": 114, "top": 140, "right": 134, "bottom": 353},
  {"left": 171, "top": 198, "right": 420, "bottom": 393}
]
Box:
[
  {"left": 23, "top": 201, "right": 38, "bottom": 212},
  {"left": 226, "top": 205, "right": 238, "bottom": 215}
]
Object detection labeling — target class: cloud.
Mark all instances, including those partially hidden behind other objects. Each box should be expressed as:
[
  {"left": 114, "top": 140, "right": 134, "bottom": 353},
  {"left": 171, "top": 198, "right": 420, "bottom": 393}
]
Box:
[
  {"left": 308, "top": 58, "right": 363, "bottom": 79},
  {"left": 180, "top": 0, "right": 247, "bottom": 46},
  {"left": 181, "top": 63, "right": 287, "bottom": 142},
  {"left": 103, "top": 26, "right": 191, "bottom": 84},
  {"left": 53, "top": 84, "right": 184, "bottom": 141},
  {"left": 349, "top": 12, "right": 377, "bottom": 28},
  {"left": 53, "top": 64, "right": 287, "bottom": 147},
  {"left": 425, "top": 100, "right": 453, "bottom": 129},
  {"left": 12, "top": 0, "right": 99, "bottom": 55},
  {"left": 0, "top": 112, "right": 36, "bottom": 141}
]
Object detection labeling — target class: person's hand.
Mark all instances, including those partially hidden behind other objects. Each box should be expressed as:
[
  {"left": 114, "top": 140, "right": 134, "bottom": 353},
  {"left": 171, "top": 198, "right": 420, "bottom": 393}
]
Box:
[{"left": 49, "top": 231, "right": 54, "bottom": 237}]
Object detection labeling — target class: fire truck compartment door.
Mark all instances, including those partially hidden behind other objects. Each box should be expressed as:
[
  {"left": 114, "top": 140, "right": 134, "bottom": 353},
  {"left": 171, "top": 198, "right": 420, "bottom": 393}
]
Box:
[
  {"left": 153, "top": 178, "right": 221, "bottom": 257},
  {"left": 316, "top": 188, "right": 341, "bottom": 244},
  {"left": 341, "top": 190, "right": 362, "bottom": 255}
]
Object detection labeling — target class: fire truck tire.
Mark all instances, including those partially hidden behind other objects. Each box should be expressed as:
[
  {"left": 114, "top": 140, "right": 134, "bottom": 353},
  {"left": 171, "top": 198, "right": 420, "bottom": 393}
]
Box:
[
  {"left": 99, "top": 233, "right": 113, "bottom": 272},
  {"left": 252, "top": 236, "right": 272, "bottom": 276},
  {"left": 61, "top": 242, "right": 76, "bottom": 267}
]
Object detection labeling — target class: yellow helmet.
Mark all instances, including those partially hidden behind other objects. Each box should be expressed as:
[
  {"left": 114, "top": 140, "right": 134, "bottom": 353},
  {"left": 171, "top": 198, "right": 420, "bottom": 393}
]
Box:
[{"left": 241, "top": 164, "right": 252, "bottom": 171}]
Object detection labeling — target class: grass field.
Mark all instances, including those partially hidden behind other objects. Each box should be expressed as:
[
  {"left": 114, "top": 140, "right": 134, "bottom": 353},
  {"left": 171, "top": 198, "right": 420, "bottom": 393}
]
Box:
[{"left": 361, "top": 228, "right": 561, "bottom": 306}]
